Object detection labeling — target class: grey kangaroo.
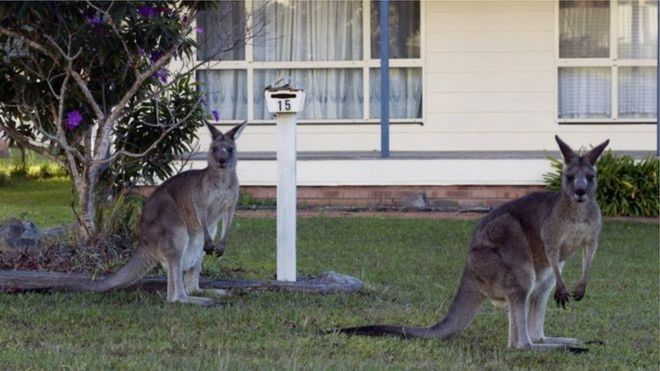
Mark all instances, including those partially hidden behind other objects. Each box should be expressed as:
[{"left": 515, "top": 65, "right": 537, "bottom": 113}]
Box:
[
  {"left": 334, "top": 136, "right": 609, "bottom": 351},
  {"left": 72, "top": 121, "right": 247, "bottom": 305}
]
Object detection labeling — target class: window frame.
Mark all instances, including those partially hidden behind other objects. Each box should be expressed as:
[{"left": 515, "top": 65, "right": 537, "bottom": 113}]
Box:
[
  {"left": 555, "top": 0, "right": 658, "bottom": 124},
  {"left": 195, "top": 0, "right": 425, "bottom": 126}
]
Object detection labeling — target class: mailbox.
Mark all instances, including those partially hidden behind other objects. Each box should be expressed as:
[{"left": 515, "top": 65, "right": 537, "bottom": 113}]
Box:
[{"left": 264, "top": 88, "right": 305, "bottom": 114}]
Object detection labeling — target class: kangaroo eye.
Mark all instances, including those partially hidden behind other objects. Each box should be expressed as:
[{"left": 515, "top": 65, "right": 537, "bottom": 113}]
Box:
[
  {"left": 566, "top": 175, "right": 575, "bottom": 182},
  {"left": 587, "top": 175, "right": 594, "bottom": 182},
  {"left": 227, "top": 148, "right": 234, "bottom": 154}
]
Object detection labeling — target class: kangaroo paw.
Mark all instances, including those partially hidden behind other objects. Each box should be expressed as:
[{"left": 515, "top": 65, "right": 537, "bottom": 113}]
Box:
[{"left": 554, "top": 287, "right": 570, "bottom": 309}]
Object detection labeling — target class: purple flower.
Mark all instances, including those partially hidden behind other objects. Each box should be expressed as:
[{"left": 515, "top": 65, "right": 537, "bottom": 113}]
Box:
[
  {"left": 211, "top": 110, "right": 220, "bottom": 121},
  {"left": 138, "top": 5, "right": 158, "bottom": 19},
  {"left": 154, "top": 68, "right": 169, "bottom": 83},
  {"left": 149, "top": 50, "right": 161, "bottom": 63},
  {"left": 87, "top": 13, "right": 103, "bottom": 26},
  {"left": 138, "top": 47, "right": 146, "bottom": 57},
  {"left": 66, "top": 110, "right": 82, "bottom": 130}
]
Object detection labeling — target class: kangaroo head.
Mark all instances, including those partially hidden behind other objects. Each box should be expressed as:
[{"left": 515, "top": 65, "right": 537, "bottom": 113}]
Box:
[
  {"left": 206, "top": 121, "right": 247, "bottom": 170},
  {"left": 555, "top": 135, "right": 609, "bottom": 203}
]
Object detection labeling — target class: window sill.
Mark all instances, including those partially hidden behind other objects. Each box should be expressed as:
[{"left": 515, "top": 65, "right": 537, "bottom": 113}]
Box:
[
  {"left": 211, "top": 119, "right": 424, "bottom": 127},
  {"left": 558, "top": 119, "right": 657, "bottom": 125}
]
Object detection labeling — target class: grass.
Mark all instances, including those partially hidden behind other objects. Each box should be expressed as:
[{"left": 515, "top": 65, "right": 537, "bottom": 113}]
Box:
[{"left": 0, "top": 179, "right": 658, "bottom": 369}]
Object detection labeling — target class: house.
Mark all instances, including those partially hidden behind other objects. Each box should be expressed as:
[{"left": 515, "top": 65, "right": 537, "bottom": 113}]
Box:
[{"left": 189, "top": 0, "right": 658, "bottom": 208}]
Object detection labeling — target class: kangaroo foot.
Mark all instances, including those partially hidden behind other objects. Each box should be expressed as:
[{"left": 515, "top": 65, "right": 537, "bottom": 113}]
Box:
[
  {"left": 540, "top": 336, "right": 582, "bottom": 345},
  {"left": 174, "top": 295, "right": 215, "bottom": 306},
  {"left": 196, "top": 288, "right": 230, "bottom": 297}
]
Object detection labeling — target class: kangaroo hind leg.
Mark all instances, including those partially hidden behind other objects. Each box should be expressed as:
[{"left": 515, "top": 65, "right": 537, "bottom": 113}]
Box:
[
  {"left": 183, "top": 259, "right": 229, "bottom": 297},
  {"left": 528, "top": 270, "right": 582, "bottom": 346},
  {"left": 161, "top": 235, "right": 214, "bottom": 306}
]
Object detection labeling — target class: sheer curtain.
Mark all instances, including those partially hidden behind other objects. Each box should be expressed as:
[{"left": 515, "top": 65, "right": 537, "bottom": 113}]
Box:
[
  {"left": 559, "top": 1, "right": 610, "bottom": 58},
  {"left": 370, "top": 68, "right": 422, "bottom": 119},
  {"left": 558, "top": 0, "right": 658, "bottom": 119},
  {"left": 253, "top": 0, "right": 363, "bottom": 61},
  {"left": 619, "top": 67, "right": 657, "bottom": 119},
  {"left": 197, "top": 70, "right": 248, "bottom": 120},
  {"left": 197, "top": 3, "right": 245, "bottom": 61},
  {"left": 252, "top": 0, "right": 363, "bottom": 120},
  {"left": 197, "top": 2, "right": 247, "bottom": 120},
  {"left": 559, "top": 67, "right": 611, "bottom": 119},
  {"left": 618, "top": 1, "right": 658, "bottom": 118},
  {"left": 371, "top": 0, "right": 420, "bottom": 59},
  {"left": 618, "top": 0, "right": 658, "bottom": 59},
  {"left": 369, "top": 1, "right": 422, "bottom": 119}
]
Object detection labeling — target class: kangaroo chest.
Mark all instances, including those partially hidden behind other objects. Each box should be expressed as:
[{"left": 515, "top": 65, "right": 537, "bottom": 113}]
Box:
[
  {"left": 557, "top": 222, "right": 597, "bottom": 261},
  {"left": 204, "top": 185, "right": 238, "bottom": 223}
]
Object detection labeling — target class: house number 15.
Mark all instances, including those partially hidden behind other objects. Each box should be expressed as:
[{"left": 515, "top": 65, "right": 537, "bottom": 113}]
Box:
[{"left": 278, "top": 100, "right": 292, "bottom": 111}]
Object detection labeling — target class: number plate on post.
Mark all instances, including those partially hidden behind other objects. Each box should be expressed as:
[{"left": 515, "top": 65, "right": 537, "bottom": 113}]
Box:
[{"left": 265, "top": 89, "right": 306, "bottom": 113}]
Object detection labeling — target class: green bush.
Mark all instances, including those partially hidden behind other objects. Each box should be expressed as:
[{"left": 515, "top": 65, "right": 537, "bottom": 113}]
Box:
[{"left": 543, "top": 151, "right": 659, "bottom": 217}]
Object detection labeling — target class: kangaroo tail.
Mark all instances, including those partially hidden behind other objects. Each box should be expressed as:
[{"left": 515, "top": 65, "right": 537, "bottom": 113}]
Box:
[
  {"left": 71, "top": 245, "right": 157, "bottom": 292},
  {"left": 332, "top": 268, "right": 485, "bottom": 340}
]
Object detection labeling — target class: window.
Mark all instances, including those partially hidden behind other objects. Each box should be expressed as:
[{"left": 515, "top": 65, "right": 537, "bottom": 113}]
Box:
[
  {"left": 196, "top": 0, "right": 422, "bottom": 123},
  {"left": 557, "top": 0, "right": 657, "bottom": 122}
]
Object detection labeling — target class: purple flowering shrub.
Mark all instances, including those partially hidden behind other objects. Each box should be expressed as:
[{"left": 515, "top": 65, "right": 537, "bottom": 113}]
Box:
[{"left": 0, "top": 1, "right": 218, "bottom": 200}]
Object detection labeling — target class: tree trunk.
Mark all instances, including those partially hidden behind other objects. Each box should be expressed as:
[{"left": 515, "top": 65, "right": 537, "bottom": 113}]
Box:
[{"left": 76, "top": 171, "right": 96, "bottom": 239}]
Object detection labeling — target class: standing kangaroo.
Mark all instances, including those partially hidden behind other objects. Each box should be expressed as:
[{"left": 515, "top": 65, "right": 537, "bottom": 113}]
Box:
[
  {"left": 73, "top": 121, "right": 247, "bottom": 305},
  {"left": 334, "top": 136, "right": 609, "bottom": 351}
]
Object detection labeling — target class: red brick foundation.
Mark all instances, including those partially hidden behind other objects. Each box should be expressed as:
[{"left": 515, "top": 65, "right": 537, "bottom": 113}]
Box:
[{"left": 242, "top": 185, "right": 546, "bottom": 209}]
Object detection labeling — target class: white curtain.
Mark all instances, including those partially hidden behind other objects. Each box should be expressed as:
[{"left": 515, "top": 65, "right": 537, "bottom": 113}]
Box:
[
  {"left": 558, "top": 67, "right": 611, "bottom": 119},
  {"left": 559, "top": 1, "right": 610, "bottom": 58},
  {"left": 197, "top": 2, "right": 245, "bottom": 61},
  {"left": 619, "top": 67, "right": 657, "bottom": 119},
  {"left": 253, "top": 0, "right": 363, "bottom": 61},
  {"left": 559, "top": 0, "right": 658, "bottom": 119},
  {"left": 617, "top": 1, "right": 657, "bottom": 119},
  {"left": 197, "top": 70, "right": 248, "bottom": 120},
  {"left": 370, "top": 68, "right": 422, "bottom": 119},
  {"left": 370, "top": 0, "right": 420, "bottom": 59},
  {"left": 618, "top": 0, "right": 658, "bottom": 59},
  {"left": 252, "top": 1, "right": 364, "bottom": 120}
]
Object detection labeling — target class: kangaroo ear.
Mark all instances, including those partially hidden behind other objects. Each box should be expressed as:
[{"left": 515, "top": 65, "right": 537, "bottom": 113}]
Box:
[
  {"left": 207, "top": 121, "right": 223, "bottom": 140},
  {"left": 225, "top": 120, "right": 247, "bottom": 140},
  {"left": 555, "top": 135, "right": 577, "bottom": 164},
  {"left": 584, "top": 139, "right": 610, "bottom": 165}
]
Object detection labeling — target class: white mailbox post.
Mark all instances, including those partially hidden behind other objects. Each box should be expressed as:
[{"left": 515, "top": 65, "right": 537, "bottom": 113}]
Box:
[{"left": 264, "top": 88, "right": 305, "bottom": 282}]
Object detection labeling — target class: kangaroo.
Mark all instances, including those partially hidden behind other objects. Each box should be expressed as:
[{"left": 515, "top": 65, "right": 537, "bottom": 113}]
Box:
[
  {"left": 71, "top": 121, "right": 247, "bottom": 305},
  {"left": 333, "top": 136, "right": 609, "bottom": 351}
]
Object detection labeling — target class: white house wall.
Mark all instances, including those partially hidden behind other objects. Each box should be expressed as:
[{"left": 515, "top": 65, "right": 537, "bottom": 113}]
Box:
[
  {"left": 185, "top": 158, "right": 554, "bottom": 186},
  {"left": 191, "top": 0, "right": 657, "bottom": 186}
]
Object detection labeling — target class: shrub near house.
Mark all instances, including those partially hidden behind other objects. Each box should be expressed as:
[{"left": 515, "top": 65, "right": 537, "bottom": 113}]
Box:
[{"left": 544, "top": 152, "right": 659, "bottom": 217}]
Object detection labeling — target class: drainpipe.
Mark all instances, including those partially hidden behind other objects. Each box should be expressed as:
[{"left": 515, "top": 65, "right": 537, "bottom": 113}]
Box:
[{"left": 380, "top": 0, "right": 390, "bottom": 158}]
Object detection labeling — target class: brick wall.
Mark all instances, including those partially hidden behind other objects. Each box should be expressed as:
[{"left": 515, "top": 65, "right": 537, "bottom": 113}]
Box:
[{"left": 242, "top": 185, "right": 546, "bottom": 209}]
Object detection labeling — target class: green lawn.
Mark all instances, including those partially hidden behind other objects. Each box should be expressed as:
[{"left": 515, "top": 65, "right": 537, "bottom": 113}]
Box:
[{"left": 0, "top": 179, "right": 658, "bottom": 369}]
